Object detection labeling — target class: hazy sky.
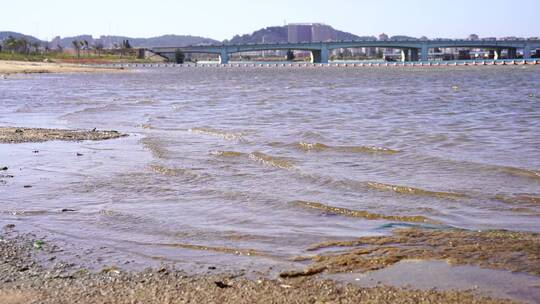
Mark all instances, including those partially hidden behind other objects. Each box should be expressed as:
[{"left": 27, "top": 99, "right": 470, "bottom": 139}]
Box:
[{"left": 2, "top": 0, "right": 538, "bottom": 41}]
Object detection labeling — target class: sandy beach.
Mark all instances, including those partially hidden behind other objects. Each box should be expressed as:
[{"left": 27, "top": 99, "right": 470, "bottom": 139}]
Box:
[
  {"left": 0, "top": 227, "right": 516, "bottom": 304},
  {"left": 0, "top": 60, "right": 122, "bottom": 75}
]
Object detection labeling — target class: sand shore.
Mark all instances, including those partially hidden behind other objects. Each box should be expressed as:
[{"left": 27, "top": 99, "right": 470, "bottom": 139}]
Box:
[
  {"left": 0, "top": 228, "right": 515, "bottom": 304},
  {"left": 0, "top": 60, "right": 123, "bottom": 75},
  {"left": 0, "top": 127, "right": 126, "bottom": 144}
]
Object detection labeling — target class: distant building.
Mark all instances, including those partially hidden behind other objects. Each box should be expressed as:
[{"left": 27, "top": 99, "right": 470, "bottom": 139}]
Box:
[
  {"left": 378, "top": 33, "right": 390, "bottom": 59},
  {"left": 312, "top": 24, "right": 335, "bottom": 42},
  {"left": 287, "top": 23, "right": 336, "bottom": 43},
  {"left": 287, "top": 24, "right": 313, "bottom": 43},
  {"left": 468, "top": 34, "right": 479, "bottom": 40}
]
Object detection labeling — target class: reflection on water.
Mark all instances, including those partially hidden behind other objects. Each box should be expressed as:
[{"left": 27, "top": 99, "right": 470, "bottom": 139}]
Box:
[{"left": 0, "top": 66, "right": 539, "bottom": 273}]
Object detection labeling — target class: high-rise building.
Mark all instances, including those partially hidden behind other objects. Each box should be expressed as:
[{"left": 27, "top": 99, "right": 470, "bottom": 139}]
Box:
[
  {"left": 378, "top": 33, "right": 389, "bottom": 41},
  {"left": 312, "top": 24, "right": 335, "bottom": 42},
  {"left": 288, "top": 23, "right": 336, "bottom": 43},
  {"left": 288, "top": 24, "right": 313, "bottom": 43}
]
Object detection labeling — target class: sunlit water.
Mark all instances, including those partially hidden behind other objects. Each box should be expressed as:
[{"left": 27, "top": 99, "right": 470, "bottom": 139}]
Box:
[{"left": 1, "top": 66, "right": 539, "bottom": 273}]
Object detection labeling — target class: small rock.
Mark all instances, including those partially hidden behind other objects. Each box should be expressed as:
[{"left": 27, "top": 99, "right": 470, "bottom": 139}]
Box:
[
  {"left": 15, "top": 129, "right": 23, "bottom": 133},
  {"left": 61, "top": 208, "right": 76, "bottom": 212},
  {"left": 1, "top": 167, "right": 7, "bottom": 170},
  {"left": 18, "top": 266, "right": 29, "bottom": 272},
  {"left": 214, "top": 281, "right": 232, "bottom": 289},
  {"left": 208, "top": 266, "right": 217, "bottom": 270},
  {"left": 33, "top": 150, "right": 39, "bottom": 153},
  {"left": 3, "top": 224, "right": 15, "bottom": 229},
  {"left": 24, "top": 185, "right": 32, "bottom": 188},
  {"left": 76, "top": 153, "right": 83, "bottom": 156}
]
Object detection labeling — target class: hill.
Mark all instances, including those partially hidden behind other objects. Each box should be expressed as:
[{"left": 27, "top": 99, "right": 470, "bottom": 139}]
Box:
[
  {"left": 0, "top": 31, "right": 42, "bottom": 43},
  {"left": 225, "top": 25, "right": 375, "bottom": 44},
  {"left": 49, "top": 35, "right": 219, "bottom": 49},
  {"left": 1, "top": 31, "right": 219, "bottom": 49}
]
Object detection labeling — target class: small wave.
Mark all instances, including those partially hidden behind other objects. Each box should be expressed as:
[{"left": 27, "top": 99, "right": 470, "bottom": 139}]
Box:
[
  {"left": 494, "top": 194, "right": 540, "bottom": 205},
  {"left": 3, "top": 210, "right": 52, "bottom": 216},
  {"left": 140, "top": 137, "right": 173, "bottom": 159},
  {"left": 296, "top": 142, "right": 331, "bottom": 152},
  {"left": 189, "top": 127, "right": 244, "bottom": 141},
  {"left": 500, "top": 166, "right": 540, "bottom": 181},
  {"left": 14, "top": 105, "right": 34, "bottom": 113},
  {"left": 153, "top": 242, "right": 266, "bottom": 257},
  {"left": 149, "top": 164, "right": 209, "bottom": 183},
  {"left": 139, "top": 123, "right": 153, "bottom": 129},
  {"left": 366, "top": 181, "right": 466, "bottom": 200},
  {"left": 209, "top": 150, "right": 246, "bottom": 157},
  {"left": 290, "top": 200, "right": 432, "bottom": 223},
  {"left": 149, "top": 164, "right": 196, "bottom": 177},
  {"left": 296, "top": 142, "right": 399, "bottom": 154},
  {"left": 60, "top": 104, "right": 122, "bottom": 119},
  {"left": 248, "top": 152, "right": 294, "bottom": 169},
  {"left": 134, "top": 99, "right": 160, "bottom": 105},
  {"left": 335, "top": 146, "right": 400, "bottom": 154}
]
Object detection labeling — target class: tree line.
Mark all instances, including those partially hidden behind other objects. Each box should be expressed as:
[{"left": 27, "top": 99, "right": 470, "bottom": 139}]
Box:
[
  {"left": 1, "top": 36, "right": 134, "bottom": 58},
  {"left": 0, "top": 36, "right": 40, "bottom": 54}
]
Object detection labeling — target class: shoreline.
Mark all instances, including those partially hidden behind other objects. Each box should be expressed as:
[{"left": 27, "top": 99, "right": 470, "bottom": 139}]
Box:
[
  {"left": 0, "top": 228, "right": 517, "bottom": 304},
  {"left": 0, "top": 60, "right": 124, "bottom": 75}
]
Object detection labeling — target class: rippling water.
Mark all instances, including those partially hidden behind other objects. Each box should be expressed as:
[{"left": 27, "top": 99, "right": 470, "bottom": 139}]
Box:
[{"left": 1, "top": 66, "right": 539, "bottom": 272}]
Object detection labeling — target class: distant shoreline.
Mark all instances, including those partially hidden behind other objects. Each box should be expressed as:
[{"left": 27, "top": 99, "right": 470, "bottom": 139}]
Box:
[{"left": 0, "top": 60, "right": 124, "bottom": 75}]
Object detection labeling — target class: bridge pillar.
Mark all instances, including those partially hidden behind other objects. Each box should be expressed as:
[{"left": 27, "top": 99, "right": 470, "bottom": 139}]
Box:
[
  {"left": 494, "top": 49, "right": 502, "bottom": 60},
  {"left": 311, "top": 46, "right": 329, "bottom": 64},
  {"left": 401, "top": 49, "right": 410, "bottom": 62},
  {"left": 421, "top": 44, "right": 429, "bottom": 61},
  {"left": 507, "top": 48, "right": 517, "bottom": 59},
  {"left": 219, "top": 49, "right": 230, "bottom": 64},
  {"left": 410, "top": 49, "right": 419, "bottom": 61},
  {"left": 523, "top": 44, "right": 531, "bottom": 59}
]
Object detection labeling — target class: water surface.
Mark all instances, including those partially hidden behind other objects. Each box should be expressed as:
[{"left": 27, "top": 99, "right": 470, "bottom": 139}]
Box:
[{"left": 1, "top": 66, "right": 539, "bottom": 272}]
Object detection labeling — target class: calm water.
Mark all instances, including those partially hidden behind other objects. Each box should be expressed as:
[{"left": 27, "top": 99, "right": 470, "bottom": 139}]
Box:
[{"left": 1, "top": 66, "right": 539, "bottom": 272}]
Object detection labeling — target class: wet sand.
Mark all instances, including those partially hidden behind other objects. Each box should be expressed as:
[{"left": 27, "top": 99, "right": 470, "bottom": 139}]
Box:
[
  {"left": 0, "top": 229, "right": 516, "bottom": 304},
  {"left": 0, "top": 60, "right": 122, "bottom": 75},
  {"left": 0, "top": 127, "right": 126, "bottom": 143},
  {"left": 284, "top": 228, "right": 540, "bottom": 278}
]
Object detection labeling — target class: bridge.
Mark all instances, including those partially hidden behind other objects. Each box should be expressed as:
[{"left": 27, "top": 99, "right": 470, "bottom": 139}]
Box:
[{"left": 151, "top": 39, "right": 540, "bottom": 64}]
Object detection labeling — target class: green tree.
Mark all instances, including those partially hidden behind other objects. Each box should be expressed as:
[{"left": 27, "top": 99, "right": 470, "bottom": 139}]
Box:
[
  {"left": 30, "top": 42, "right": 40, "bottom": 54},
  {"left": 83, "top": 40, "right": 89, "bottom": 56},
  {"left": 120, "top": 40, "right": 132, "bottom": 57},
  {"left": 72, "top": 40, "right": 82, "bottom": 58},
  {"left": 93, "top": 41, "right": 104, "bottom": 56},
  {"left": 174, "top": 49, "right": 185, "bottom": 64},
  {"left": 4, "top": 36, "right": 18, "bottom": 53}
]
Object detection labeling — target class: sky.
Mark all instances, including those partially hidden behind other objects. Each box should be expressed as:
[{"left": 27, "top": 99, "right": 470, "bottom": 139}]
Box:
[{"left": 2, "top": 0, "right": 538, "bottom": 41}]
